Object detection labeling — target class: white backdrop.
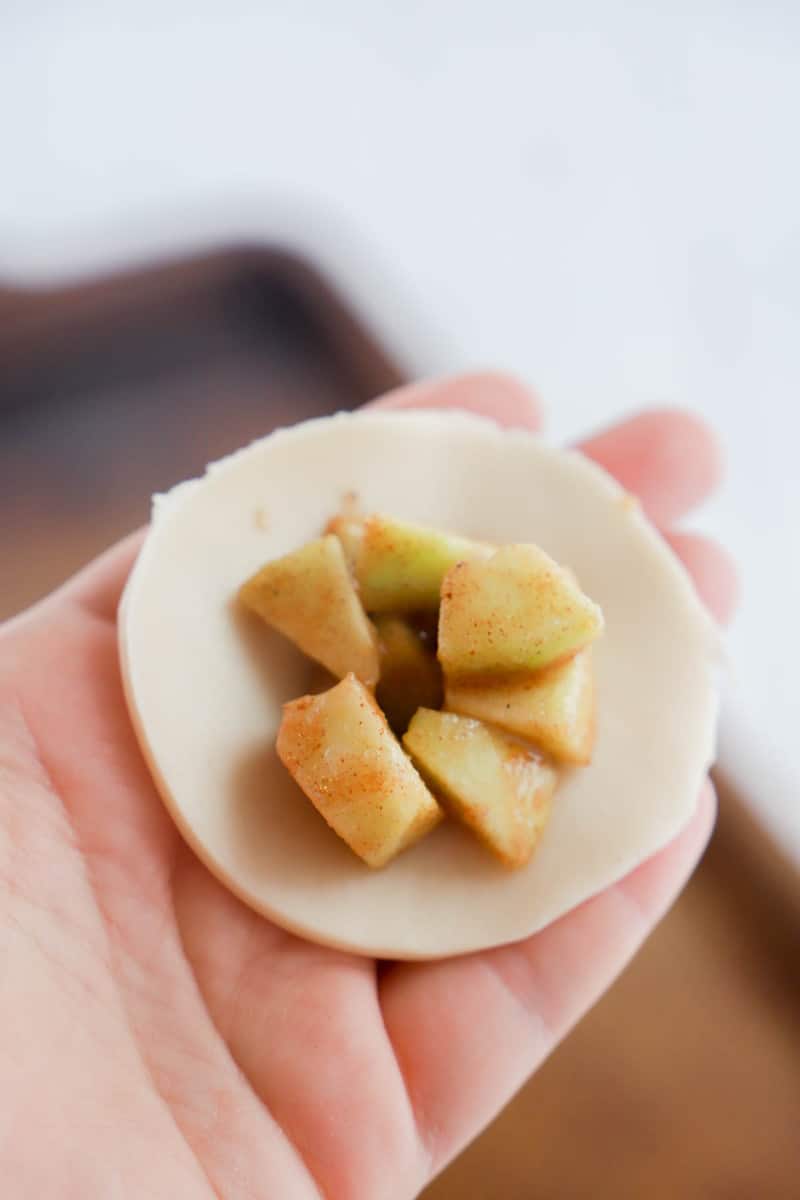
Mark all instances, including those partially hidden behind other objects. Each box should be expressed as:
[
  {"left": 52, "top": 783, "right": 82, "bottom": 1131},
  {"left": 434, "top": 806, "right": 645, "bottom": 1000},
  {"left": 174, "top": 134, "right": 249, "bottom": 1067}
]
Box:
[{"left": 3, "top": 3, "right": 799, "bottom": 852}]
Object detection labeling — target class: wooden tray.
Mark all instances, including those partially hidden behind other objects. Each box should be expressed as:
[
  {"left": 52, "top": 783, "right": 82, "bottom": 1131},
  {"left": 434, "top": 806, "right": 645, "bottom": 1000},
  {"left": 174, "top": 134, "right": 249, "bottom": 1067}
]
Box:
[{"left": 2, "top": 248, "right": 798, "bottom": 1198}]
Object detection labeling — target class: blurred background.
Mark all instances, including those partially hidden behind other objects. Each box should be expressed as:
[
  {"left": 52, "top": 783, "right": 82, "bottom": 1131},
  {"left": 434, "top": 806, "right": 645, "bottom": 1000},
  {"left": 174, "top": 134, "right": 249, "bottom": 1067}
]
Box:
[{"left": 2, "top": 5, "right": 799, "bottom": 1196}]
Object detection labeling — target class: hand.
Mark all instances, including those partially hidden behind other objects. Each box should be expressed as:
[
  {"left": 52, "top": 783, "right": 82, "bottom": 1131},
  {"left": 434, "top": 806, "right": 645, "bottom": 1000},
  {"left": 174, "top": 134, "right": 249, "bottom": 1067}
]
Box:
[{"left": 0, "top": 374, "right": 736, "bottom": 1199}]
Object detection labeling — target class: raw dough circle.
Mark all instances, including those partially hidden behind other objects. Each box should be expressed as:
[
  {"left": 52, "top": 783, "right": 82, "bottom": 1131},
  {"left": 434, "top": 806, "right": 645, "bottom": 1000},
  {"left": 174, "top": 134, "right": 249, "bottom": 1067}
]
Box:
[{"left": 119, "top": 410, "right": 719, "bottom": 959}]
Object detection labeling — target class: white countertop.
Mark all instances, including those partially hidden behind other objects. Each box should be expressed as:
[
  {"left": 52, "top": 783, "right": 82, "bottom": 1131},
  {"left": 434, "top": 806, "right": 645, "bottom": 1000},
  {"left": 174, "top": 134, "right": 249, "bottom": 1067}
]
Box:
[{"left": 3, "top": 3, "right": 798, "bottom": 853}]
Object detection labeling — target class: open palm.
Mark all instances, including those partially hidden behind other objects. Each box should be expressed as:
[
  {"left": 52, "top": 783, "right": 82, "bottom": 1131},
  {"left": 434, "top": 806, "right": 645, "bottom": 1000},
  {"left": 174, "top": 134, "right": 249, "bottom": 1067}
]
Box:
[{"left": 0, "top": 375, "right": 736, "bottom": 1199}]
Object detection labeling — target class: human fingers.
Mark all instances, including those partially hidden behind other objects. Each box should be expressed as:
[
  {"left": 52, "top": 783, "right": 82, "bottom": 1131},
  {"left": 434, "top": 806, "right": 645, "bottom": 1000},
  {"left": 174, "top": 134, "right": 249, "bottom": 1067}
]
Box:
[
  {"left": 577, "top": 409, "right": 723, "bottom": 526},
  {"left": 663, "top": 531, "right": 739, "bottom": 626},
  {"left": 370, "top": 370, "right": 543, "bottom": 430}
]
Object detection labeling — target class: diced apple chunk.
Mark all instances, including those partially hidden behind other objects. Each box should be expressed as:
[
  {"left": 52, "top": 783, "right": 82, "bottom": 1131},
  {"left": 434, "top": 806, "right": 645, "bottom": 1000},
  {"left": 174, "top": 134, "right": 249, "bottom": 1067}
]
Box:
[
  {"left": 438, "top": 544, "right": 603, "bottom": 680},
  {"left": 357, "top": 514, "right": 490, "bottom": 612},
  {"left": 324, "top": 514, "right": 364, "bottom": 575},
  {"left": 239, "top": 535, "right": 379, "bottom": 685},
  {"left": 446, "top": 648, "right": 595, "bottom": 765},
  {"left": 375, "top": 616, "right": 444, "bottom": 736},
  {"left": 277, "top": 675, "right": 443, "bottom": 868},
  {"left": 403, "top": 709, "right": 557, "bottom": 868}
]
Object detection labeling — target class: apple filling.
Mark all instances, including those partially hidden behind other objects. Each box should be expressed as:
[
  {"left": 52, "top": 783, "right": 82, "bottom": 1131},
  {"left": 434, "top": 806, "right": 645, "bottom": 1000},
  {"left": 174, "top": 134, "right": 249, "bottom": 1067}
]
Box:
[{"left": 238, "top": 512, "right": 603, "bottom": 869}]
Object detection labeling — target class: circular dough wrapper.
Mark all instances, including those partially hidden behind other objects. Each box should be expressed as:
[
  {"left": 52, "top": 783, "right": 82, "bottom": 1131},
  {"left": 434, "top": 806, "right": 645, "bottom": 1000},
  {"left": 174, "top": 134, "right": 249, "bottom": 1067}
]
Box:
[{"left": 119, "top": 410, "right": 719, "bottom": 959}]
